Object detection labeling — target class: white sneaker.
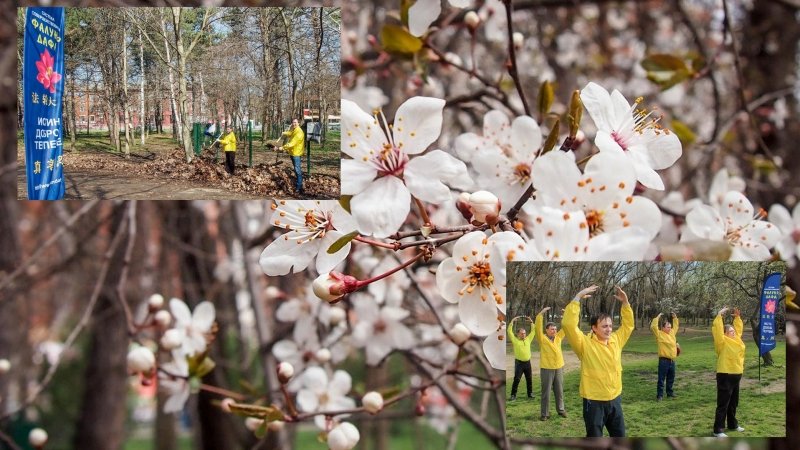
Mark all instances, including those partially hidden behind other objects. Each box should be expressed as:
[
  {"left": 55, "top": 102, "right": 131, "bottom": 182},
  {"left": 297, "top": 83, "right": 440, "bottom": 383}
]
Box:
[
  {"left": 713, "top": 432, "right": 728, "bottom": 437},
  {"left": 732, "top": 426, "right": 745, "bottom": 432}
]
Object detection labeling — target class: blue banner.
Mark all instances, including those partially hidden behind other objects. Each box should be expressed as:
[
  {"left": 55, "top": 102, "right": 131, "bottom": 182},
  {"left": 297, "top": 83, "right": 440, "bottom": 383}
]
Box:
[
  {"left": 758, "top": 272, "right": 782, "bottom": 356},
  {"left": 23, "top": 7, "right": 65, "bottom": 200}
]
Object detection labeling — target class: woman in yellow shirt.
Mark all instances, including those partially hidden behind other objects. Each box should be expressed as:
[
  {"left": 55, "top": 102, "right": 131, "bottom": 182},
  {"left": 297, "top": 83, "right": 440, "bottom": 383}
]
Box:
[
  {"left": 507, "top": 315, "right": 535, "bottom": 401},
  {"left": 562, "top": 284, "right": 633, "bottom": 437},
  {"left": 712, "top": 307, "right": 746, "bottom": 437},
  {"left": 536, "top": 306, "right": 566, "bottom": 421}
]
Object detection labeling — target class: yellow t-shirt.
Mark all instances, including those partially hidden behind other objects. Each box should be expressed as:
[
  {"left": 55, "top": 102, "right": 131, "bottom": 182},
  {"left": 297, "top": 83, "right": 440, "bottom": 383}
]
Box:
[
  {"left": 218, "top": 132, "right": 237, "bottom": 152},
  {"left": 508, "top": 320, "right": 534, "bottom": 362},
  {"left": 712, "top": 315, "right": 745, "bottom": 374},
  {"left": 651, "top": 315, "right": 679, "bottom": 359},
  {"left": 282, "top": 127, "right": 305, "bottom": 157},
  {"left": 562, "top": 300, "right": 634, "bottom": 401},
  {"left": 535, "top": 313, "right": 565, "bottom": 369}
]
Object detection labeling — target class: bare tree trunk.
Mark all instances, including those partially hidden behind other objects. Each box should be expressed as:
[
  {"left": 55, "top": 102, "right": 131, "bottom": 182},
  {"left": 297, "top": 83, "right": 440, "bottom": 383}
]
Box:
[
  {"left": 280, "top": 10, "right": 298, "bottom": 116},
  {"left": 139, "top": 28, "right": 146, "bottom": 146},
  {"left": 161, "top": 12, "right": 182, "bottom": 152},
  {"left": 122, "top": 26, "right": 131, "bottom": 157}
]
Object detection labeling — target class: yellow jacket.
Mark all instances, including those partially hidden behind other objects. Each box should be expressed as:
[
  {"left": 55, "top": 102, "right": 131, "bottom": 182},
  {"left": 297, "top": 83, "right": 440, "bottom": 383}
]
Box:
[
  {"left": 218, "top": 132, "right": 237, "bottom": 152},
  {"left": 282, "top": 126, "right": 305, "bottom": 157},
  {"left": 651, "top": 315, "right": 679, "bottom": 359},
  {"left": 562, "top": 300, "right": 634, "bottom": 401},
  {"left": 712, "top": 315, "right": 745, "bottom": 374},
  {"left": 535, "top": 312, "right": 565, "bottom": 369},
  {"left": 508, "top": 319, "right": 534, "bottom": 362}
]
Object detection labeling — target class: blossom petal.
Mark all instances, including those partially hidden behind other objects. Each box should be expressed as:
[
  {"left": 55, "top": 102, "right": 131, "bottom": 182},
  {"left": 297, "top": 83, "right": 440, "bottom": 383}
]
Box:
[
  {"left": 192, "top": 302, "right": 215, "bottom": 332},
  {"left": 404, "top": 150, "right": 471, "bottom": 203},
  {"left": 594, "top": 130, "right": 626, "bottom": 156},
  {"left": 483, "top": 328, "right": 506, "bottom": 370},
  {"left": 297, "top": 389, "right": 320, "bottom": 412},
  {"left": 341, "top": 99, "right": 386, "bottom": 160},
  {"left": 685, "top": 204, "right": 725, "bottom": 241},
  {"left": 329, "top": 370, "right": 352, "bottom": 397},
  {"left": 341, "top": 159, "right": 377, "bottom": 195},
  {"left": 510, "top": 116, "right": 542, "bottom": 161},
  {"left": 393, "top": 97, "right": 445, "bottom": 155},
  {"left": 272, "top": 340, "right": 299, "bottom": 360},
  {"left": 580, "top": 82, "right": 615, "bottom": 132},
  {"left": 459, "top": 292, "right": 502, "bottom": 336},
  {"left": 408, "top": 0, "right": 441, "bottom": 37},
  {"left": 531, "top": 151, "right": 581, "bottom": 209},
  {"left": 769, "top": 204, "right": 793, "bottom": 234},
  {"left": 483, "top": 110, "right": 511, "bottom": 144},
  {"left": 454, "top": 132, "right": 483, "bottom": 162},
  {"left": 315, "top": 231, "right": 350, "bottom": 274},
  {"left": 609, "top": 90, "right": 632, "bottom": 129},
  {"left": 721, "top": 191, "right": 754, "bottom": 229},
  {"left": 259, "top": 231, "right": 321, "bottom": 275},
  {"left": 436, "top": 258, "right": 463, "bottom": 304},
  {"left": 350, "top": 176, "right": 411, "bottom": 237},
  {"left": 586, "top": 227, "right": 652, "bottom": 260},
  {"left": 169, "top": 299, "right": 192, "bottom": 327}
]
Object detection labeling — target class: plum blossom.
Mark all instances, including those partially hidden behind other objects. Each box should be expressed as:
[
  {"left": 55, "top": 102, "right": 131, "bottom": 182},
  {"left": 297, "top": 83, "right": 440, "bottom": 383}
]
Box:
[
  {"left": 350, "top": 295, "right": 415, "bottom": 365},
  {"left": 296, "top": 367, "right": 357, "bottom": 429},
  {"left": 768, "top": 203, "right": 800, "bottom": 264},
  {"left": 682, "top": 191, "right": 780, "bottom": 260},
  {"left": 342, "top": 98, "right": 472, "bottom": 237},
  {"left": 532, "top": 150, "right": 662, "bottom": 240},
  {"left": 169, "top": 298, "right": 215, "bottom": 357},
  {"left": 581, "top": 82, "right": 682, "bottom": 190},
  {"left": 259, "top": 200, "right": 357, "bottom": 276},
  {"left": 436, "top": 231, "right": 531, "bottom": 335}
]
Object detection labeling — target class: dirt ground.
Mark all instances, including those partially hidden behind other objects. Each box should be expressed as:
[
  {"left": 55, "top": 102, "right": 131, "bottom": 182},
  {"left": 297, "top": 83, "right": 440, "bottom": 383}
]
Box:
[{"left": 17, "top": 134, "right": 340, "bottom": 200}]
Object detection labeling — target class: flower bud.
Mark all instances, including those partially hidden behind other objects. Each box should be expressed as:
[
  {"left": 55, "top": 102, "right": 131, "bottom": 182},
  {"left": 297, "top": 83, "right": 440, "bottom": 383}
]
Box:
[
  {"left": 265, "top": 286, "right": 282, "bottom": 299},
  {"left": 315, "top": 348, "right": 332, "bottom": 363},
  {"left": 29, "top": 428, "right": 48, "bottom": 447},
  {"left": 127, "top": 346, "right": 156, "bottom": 373},
  {"left": 268, "top": 420, "right": 285, "bottom": 432},
  {"left": 513, "top": 32, "right": 524, "bottom": 50},
  {"left": 449, "top": 323, "right": 472, "bottom": 346},
  {"left": 464, "top": 11, "right": 480, "bottom": 30},
  {"left": 0, "top": 359, "right": 10, "bottom": 374},
  {"left": 328, "top": 422, "right": 360, "bottom": 450},
  {"left": 160, "top": 329, "right": 183, "bottom": 350},
  {"left": 362, "top": 391, "right": 384, "bottom": 414},
  {"left": 245, "top": 417, "right": 264, "bottom": 432},
  {"left": 154, "top": 310, "right": 172, "bottom": 328},
  {"left": 455, "top": 192, "right": 473, "bottom": 222},
  {"left": 220, "top": 397, "right": 235, "bottom": 413},
  {"left": 277, "top": 362, "right": 294, "bottom": 383},
  {"left": 328, "top": 307, "right": 346, "bottom": 325},
  {"left": 312, "top": 272, "right": 358, "bottom": 304},
  {"left": 147, "top": 293, "right": 165, "bottom": 310},
  {"left": 468, "top": 191, "right": 501, "bottom": 225},
  {"left": 414, "top": 403, "right": 426, "bottom": 416}
]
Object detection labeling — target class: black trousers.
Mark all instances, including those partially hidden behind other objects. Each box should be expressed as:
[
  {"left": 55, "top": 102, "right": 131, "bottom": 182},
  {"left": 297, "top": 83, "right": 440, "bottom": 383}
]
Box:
[
  {"left": 511, "top": 359, "right": 532, "bottom": 397},
  {"left": 225, "top": 151, "right": 235, "bottom": 175},
  {"left": 583, "top": 396, "right": 626, "bottom": 437},
  {"left": 714, "top": 373, "right": 741, "bottom": 433}
]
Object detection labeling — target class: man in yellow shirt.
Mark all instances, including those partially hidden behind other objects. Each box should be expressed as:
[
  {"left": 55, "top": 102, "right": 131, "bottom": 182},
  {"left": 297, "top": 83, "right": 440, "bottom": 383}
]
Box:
[
  {"left": 217, "top": 126, "right": 237, "bottom": 175},
  {"left": 279, "top": 118, "right": 306, "bottom": 195},
  {"left": 562, "top": 285, "right": 633, "bottom": 437},
  {"left": 712, "top": 307, "right": 746, "bottom": 437},
  {"left": 535, "top": 306, "right": 566, "bottom": 421},
  {"left": 507, "top": 315, "right": 535, "bottom": 401},
  {"left": 651, "top": 312, "right": 679, "bottom": 400}
]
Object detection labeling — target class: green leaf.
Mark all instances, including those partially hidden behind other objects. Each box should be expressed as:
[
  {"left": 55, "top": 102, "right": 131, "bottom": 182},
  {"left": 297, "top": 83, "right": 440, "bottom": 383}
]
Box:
[
  {"left": 568, "top": 90, "right": 582, "bottom": 137},
  {"left": 339, "top": 195, "right": 352, "bottom": 213},
  {"left": 255, "top": 420, "right": 268, "bottom": 439},
  {"left": 228, "top": 402, "right": 279, "bottom": 418},
  {"left": 379, "top": 386, "right": 402, "bottom": 399},
  {"left": 541, "top": 119, "right": 560, "bottom": 154},
  {"left": 646, "top": 69, "right": 692, "bottom": 90},
  {"left": 266, "top": 406, "right": 285, "bottom": 422},
  {"left": 327, "top": 230, "right": 358, "bottom": 254},
  {"left": 670, "top": 120, "right": 696, "bottom": 146},
  {"left": 194, "top": 356, "right": 216, "bottom": 378},
  {"left": 537, "top": 80, "right": 554, "bottom": 118},
  {"left": 381, "top": 24, "right": 423, "bottom": 55},
  {"left": 641, "top": 54, "right": 688, "bottom": 72},
  {"left": 400, "top": 0, "right": 414, "bottom": 27}
]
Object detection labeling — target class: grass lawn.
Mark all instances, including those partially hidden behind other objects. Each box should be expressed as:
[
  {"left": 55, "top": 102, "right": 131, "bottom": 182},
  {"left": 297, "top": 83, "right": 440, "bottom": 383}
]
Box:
[{"left": 506, "top": 328, "right": 785, "bottom": 438}]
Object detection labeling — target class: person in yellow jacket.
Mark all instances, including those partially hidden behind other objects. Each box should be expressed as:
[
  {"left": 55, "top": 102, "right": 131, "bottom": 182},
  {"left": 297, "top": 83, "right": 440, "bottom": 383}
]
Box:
[
  {"left": 535, "top": 307, "right": 566, "bottom": 421},
  {"left": 278, "top": 118, "right": 306, "bottom": 195},
  {"left": 712, "top": 307, "right": 746, "bottom": 437},
  {"left": 217, "top": 126, "right": 237, "bottom": 175},
  {"left": 507, "top": 315, "right": 535, "bottom": 401},
  {"left": 562, "top": 284, "right": 633, "bottom": 437},
  {"left": 651, "top": 312, "right": 680, "bottom": 400}
]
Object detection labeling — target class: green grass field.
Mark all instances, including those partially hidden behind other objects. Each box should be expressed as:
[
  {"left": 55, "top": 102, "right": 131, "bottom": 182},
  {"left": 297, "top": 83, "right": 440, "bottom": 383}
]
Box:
[{"left": 506, "top": 328, "right": 786, "bottom": 438}]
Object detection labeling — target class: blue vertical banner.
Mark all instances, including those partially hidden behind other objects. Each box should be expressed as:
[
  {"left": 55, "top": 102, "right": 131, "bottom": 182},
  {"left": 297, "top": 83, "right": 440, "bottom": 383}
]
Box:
[
  {"left": 23, "top": 7, "right": 66, "bottom": 200},
  {"left": 758, "top": 272, "right": 782, "bottom": 355}
]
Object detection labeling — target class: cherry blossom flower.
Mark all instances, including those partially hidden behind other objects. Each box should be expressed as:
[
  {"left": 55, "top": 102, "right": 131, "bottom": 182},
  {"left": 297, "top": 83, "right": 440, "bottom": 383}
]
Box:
[
  {"left": 342, "top": 98, "right": 472, "bottom": 237},
  {"left": 682, "top": 191, "right": 780, "bottom": 260},
  {"left": 708, "top": 168, "right": 746, "bottom": 209},
  {"left": 532, "top": 150, "right": 662, "bottom": 240},
  {"left": 581, "top": 82, "right": 682, "bottom": 190},
  {"left": 435, "top": 231, "right": 531, "bottom": 335},
  {"left": 259, "top": 200, "right": 357, "bottom": 276},
  {"left": 350, "top": 295, "right": 415, "bottom": 365},
  {"left": 769, "top": 203, "right": 800, "bottom": 264},
  {"left": 296, "top": 367, "right": 357, "bottom": 429},
  {"left": 525, "top": 205, "right": 653, "bottom": 260},
  {"left": 169, "top": 298, "right": 215, "bottom": 357},
  {"left": 408, "top": 0, "right": 471, "bottom": 37},
  {"left": 35, "top": 49, "right": 61, "bottom": 94}
]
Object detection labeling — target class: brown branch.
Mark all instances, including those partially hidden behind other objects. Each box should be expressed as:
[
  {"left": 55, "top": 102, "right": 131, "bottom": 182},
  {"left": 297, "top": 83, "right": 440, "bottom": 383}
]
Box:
[
  {"left": 502, "top": 0, "right": 531, "bottom": 116},
  {"left": 115, "top": 201, "right": 138, "bottom": 336}
]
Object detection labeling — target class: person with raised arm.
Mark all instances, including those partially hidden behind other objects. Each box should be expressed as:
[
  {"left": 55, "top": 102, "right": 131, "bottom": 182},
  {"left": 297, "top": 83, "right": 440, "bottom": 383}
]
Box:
[
  {"left": 507, "top": 315, "right": 535, "bottom": 401},
  {"left": 562, "top": 285, "right": 633, "bottom": 437},
  {"left": 711, "top": 306, "right": 746, "bottom": 437},
  {"left": 651, "top": 312, "right": 680, "bottom": 400},
  {"left": 535, "top": 306, "right": 567, "bottom": 421}
]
